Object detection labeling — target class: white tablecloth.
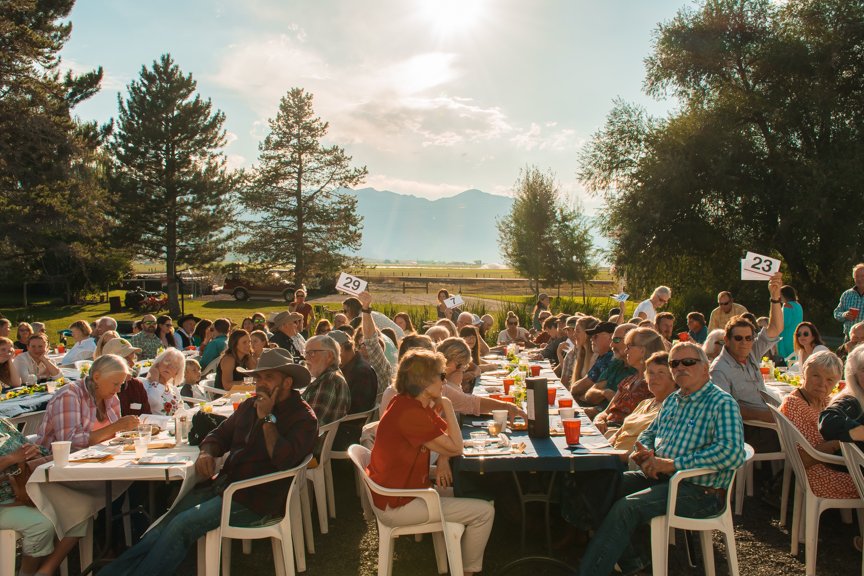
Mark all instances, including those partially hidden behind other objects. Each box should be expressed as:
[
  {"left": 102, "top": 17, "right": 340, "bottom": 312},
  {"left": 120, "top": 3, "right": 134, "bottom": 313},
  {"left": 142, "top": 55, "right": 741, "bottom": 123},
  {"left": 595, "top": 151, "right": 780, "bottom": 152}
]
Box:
[{"left": 26, "top": 442, "right": 201, "bottom": 537}]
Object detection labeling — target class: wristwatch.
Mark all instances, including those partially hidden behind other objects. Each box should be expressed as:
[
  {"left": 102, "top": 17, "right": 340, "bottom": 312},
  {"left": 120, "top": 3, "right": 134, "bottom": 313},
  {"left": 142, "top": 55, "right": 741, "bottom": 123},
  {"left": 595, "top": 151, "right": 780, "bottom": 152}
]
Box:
[
  {"left": 770, "top": 298, "right": 782, "bottom": 304},
  {"left": 262, "top": 413, "right": 277, "bottom": 426},
  {"left": 361, "top": 307, "right": 372, "bottom": 314}
]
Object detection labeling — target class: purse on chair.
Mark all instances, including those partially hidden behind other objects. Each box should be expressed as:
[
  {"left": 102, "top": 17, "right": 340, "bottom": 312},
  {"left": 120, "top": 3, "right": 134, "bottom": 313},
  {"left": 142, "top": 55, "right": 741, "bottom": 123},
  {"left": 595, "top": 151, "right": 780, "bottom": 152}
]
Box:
[{"left": 4, "top": 455, "right": 52, "bottom": 507}]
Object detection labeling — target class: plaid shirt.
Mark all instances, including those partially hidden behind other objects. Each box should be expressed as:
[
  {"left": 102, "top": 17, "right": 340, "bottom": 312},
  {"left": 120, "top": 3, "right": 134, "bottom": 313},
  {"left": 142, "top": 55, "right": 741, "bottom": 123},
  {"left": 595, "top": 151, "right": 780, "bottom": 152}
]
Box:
[
  {"left": 301, "top": 367, "right": 350, "bottom": 425},
  {"left": 363, "top": 336, "right": 393, "bottom": 400},
  {"left": 37, "top": 378, "right": 121, "bottom": 450},
  {"left": 638, "top": 380, "right": 745, "bottom": 489},
  {"left": 200, "top": 389, "right": 318, "bottom": 516},
  {"left": 834, "top": 286, "right": 864, "bottom": 338},
  {"left": 129, "top": 331, "right": 162, "bottom": 360}
]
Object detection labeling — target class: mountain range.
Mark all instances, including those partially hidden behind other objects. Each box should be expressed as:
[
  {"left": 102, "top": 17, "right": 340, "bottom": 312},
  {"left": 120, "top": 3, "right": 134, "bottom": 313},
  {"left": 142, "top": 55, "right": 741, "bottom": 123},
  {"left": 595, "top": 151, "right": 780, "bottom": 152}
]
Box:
[{"left": 349, "top": 187, "right": 513, "bottom": 263}]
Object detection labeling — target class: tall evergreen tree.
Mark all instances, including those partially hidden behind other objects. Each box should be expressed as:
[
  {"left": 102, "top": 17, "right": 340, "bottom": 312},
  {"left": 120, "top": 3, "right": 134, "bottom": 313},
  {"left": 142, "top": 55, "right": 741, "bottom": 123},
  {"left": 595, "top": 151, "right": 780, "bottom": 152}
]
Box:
[
  {"left": 0, "top": 0, "right": 126, "bottom": 296},
  {"left": 111, "top": 54, "right": 237, "bottom": 316},
  {"left": 238, "top": 88, "right": 366, "bottom": 288},
  {"left": 497, "top": 166, "right": 594, "bottom": 295}
]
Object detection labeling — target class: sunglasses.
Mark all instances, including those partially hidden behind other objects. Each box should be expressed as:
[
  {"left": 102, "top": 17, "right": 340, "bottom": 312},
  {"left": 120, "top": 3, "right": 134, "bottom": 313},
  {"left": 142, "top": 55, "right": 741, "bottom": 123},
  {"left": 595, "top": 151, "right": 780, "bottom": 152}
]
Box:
[
  {"left": 718, "top": 300, "right": 731, "bottom": 306},
  {"left": 731, "top": 335, "right": 753, "bottom": 342},
  {"left": 796, "top": 331, "right": 811, "bottom": 337},
  {"left": 669, "top": 358, "right": 701, "bottom": 368},
  {"left": 142, "top": 321, "right": 156, "bottom": 326},
  {"left": 507, "top": 322, "right": 518, "bottom": 326},
  {"left": 439, "top": 372, "right": 447, "bottom": 382},
  {"left": 612, "top": 337, "right": 624, "bottom": 343},
  {"left": 254, "top": 319, "right": 266, "bottom": 324}
]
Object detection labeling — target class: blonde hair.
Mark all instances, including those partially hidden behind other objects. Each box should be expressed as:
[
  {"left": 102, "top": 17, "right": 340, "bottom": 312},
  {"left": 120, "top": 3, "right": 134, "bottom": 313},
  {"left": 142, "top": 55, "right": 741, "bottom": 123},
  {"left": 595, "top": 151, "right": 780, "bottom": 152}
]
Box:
[
  {"left": 94, "top": 330, "right": 120, "bottom": 358},
  {"left": 70, "top": 320, "right": 92, "bottom": 337},
  {"left": 395, "top": 349, "right": 445, "bottom": 397},
  {"left": 437, "top": 337, "right": 471, "bottom": 366}
]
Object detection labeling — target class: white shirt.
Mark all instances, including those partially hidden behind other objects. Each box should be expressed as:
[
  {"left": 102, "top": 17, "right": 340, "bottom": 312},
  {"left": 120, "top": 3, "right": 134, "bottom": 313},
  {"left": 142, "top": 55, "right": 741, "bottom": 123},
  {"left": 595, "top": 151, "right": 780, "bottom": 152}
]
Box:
[
  {"left": 497, "top": 327, "right": 530, "bottom": 345},
  {"left": 634, "top": 299, "right": 657, "bottom": 321},
  {"left": 61, "top": 338, "right": 96, "bottom": 366}
]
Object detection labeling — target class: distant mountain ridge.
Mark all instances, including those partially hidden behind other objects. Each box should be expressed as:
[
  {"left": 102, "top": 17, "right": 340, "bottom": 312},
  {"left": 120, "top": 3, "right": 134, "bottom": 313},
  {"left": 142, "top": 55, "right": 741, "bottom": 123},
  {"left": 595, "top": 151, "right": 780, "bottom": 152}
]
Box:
[{"left": 348, "top": 187, "right": 513, "bottom": 263}]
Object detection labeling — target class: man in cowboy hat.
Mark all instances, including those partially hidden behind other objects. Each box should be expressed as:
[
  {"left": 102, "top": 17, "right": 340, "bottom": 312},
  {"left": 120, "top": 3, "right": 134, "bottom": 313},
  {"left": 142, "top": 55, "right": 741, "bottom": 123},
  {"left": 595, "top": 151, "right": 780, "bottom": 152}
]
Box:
[
  {"left": 175, "top": 313, "right": 200, "bottom": 349},
  {"left": 270, "top": 311, "right": 306, "bottom": 362},
  {"left": 101, "top": 348, "right": 318, "bottom": 576}
]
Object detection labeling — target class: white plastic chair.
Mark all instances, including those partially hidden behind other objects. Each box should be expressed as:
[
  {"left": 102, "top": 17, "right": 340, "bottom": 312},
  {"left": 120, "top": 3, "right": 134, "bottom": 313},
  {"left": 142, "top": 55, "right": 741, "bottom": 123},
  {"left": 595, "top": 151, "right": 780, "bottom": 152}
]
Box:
[
  {"left": 768, "top": 405, "right": 864, "bottom": 575},
  {"left": 305, "top": 419, "right": 342, "bottom": 534},
  {"left": 201, "top": 356, "right": 221, "bottom": 377},
  {"left": 649, "top": 444, "right": 753, "bottom": 576},
  {"left": 198, "top": 383, "right": 231, "bottom": 400},
  {"left": 1, "top": 517, "right": 93, "bottom": 576},
  {"left": 840, "top": 443, "right": 864, "bottom": 576},
  {"left": 197, "top": 453, "right": 312, "bottom": 576},
  {"left": 735, "top": 418, "right": 791, "bottom": 524},
  {"left": 347, "top": 444, "right": 465, "bottom": 576},
  {"left": 9, "top": 410, "right": 45, "bottom": 436}
]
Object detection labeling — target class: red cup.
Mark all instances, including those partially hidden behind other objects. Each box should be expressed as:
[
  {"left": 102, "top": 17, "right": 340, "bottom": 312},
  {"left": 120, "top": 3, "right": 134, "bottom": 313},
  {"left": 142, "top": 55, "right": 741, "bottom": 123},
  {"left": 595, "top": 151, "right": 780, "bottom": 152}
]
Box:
[
  {"left": 838, "top": 380, "right": 846, "bottom": 391},
  {"left": 186, "top": 346, "right": 197, "bottom": 351},
  {"left": 530, "top": 365, "right": 541, "bottom": 377},
  {"left": 501, "top": 395, "right": 516, "bottom": 404},
  {"left": 488, "top": 393, "right": 502, "bottom": 401},
  {"left": 558, "top": 397, "right": 573, "bottom": 409},
  {"left": 503, "top": 378, "right": 514, "bottom": 395},
  {"left": 14, "top": 349, "right": 23, "bottom": 356},
  {"left": 232, "top": 401, "right": 241, "bottom": 411},
  {"left": 851, "top": 307, "right": 860, "bottom": 320},
  {"left": 562, "top": 419, "right": 582, "bottom": 445},
  {"left": 547, "top": 387, "right": 557, "bottom": 405},
  {"left": 677, "top": 332, "right": 690, "bottom": 342},
  {"left": 57, "top": 344, "right": 65, "bottom": 353}
]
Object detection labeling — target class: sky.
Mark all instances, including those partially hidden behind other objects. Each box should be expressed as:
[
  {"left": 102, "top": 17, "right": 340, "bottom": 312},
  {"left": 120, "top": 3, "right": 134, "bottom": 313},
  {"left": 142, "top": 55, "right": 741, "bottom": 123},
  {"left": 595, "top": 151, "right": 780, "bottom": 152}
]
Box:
[{"left": 61, "top": 0, "right": 687, "bottom": 210}]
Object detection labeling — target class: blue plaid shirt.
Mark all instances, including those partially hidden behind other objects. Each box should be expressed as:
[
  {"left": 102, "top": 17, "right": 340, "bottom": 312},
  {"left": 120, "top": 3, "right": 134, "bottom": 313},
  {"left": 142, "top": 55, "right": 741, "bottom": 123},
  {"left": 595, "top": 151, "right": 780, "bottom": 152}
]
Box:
[
  {"left": 833, "top": 287, "right": 864, "bottom": 338},
  {"left": 638, "top": 380, "right": 745, "bottom": 489}
]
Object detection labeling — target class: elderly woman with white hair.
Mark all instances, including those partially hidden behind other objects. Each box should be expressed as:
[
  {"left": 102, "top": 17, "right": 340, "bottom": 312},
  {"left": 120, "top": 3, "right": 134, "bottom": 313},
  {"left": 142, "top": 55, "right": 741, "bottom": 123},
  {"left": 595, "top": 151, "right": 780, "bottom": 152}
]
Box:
[
  {"left": 702, "top": 329, "right": 726, "bottom": 362},
  {"left": 37, "top": 354, "right": 140, "bottom": 449},
  {"left": 820, "top": 345, "right": 864, "bottom": 446},
  {"left": 777, "top": 350, "right": 858, "bottom": 500},
  {"left": 142, "top": 348, "right": 185, "bottom": 416}
]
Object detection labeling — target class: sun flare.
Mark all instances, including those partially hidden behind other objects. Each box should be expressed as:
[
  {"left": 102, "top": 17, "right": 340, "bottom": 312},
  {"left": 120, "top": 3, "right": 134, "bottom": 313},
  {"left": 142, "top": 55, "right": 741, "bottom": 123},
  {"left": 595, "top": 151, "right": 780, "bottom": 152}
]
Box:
[{"left": 415, "top": 0, "right": 488, "bottom": 37}]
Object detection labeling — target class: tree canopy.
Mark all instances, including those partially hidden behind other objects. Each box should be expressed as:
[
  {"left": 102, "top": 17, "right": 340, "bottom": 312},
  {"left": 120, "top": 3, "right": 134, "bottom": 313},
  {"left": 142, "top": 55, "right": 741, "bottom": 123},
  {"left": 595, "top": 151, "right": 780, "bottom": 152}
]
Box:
[
  {"left": 238, "top": 88, "right": 367, "bottom": 288},
  {"left": 579, "top": 0, "right": 864, "bottom": 323},
  {"left": 110, "top": 54, "right": 237, "bottom": 315}
]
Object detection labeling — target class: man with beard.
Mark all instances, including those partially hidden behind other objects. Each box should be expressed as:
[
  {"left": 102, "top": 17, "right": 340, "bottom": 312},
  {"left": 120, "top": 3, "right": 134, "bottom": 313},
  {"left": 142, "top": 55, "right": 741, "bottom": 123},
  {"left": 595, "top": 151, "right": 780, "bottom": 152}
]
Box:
[
  {"left": 580, "top": 323, "right": 638, "bottom": 418},
  {"left": 129, "top": 314, "right": 161, "bottom": 360}
]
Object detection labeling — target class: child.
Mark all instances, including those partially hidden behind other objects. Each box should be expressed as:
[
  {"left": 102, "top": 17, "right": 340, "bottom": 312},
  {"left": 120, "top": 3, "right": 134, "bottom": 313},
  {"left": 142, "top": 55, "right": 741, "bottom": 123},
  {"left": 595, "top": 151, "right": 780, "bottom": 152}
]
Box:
[{"left": 179, "top": 358, "right": 205, "bottom": 399}]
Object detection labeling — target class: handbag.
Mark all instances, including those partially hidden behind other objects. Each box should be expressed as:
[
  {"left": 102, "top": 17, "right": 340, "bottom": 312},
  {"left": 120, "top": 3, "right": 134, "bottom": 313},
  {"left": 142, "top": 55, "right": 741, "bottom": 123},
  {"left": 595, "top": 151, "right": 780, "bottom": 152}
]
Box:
[
  {"left": 188, "top": 410, "right": 227, "bottom": 446},
  {"left": 4, "top": 455, "right": 52, "bottom": 507}
]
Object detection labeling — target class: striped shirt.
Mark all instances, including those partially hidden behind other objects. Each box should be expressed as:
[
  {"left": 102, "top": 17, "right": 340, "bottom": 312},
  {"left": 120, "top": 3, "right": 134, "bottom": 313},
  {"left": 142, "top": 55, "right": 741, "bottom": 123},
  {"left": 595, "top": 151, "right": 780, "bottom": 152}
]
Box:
[
  {"left": 638, "top": 380, "right": 745, "bottom": 489},
  {"left": 833, "top": 287, "right": 864, "bottom": 338}
]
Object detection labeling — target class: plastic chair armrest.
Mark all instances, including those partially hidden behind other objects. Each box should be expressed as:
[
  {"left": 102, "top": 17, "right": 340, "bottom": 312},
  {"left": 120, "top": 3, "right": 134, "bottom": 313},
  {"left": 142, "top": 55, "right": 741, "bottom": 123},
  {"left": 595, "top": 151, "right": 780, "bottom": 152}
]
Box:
[{"left": 220, "top": 453, "right": 313, "bottom": 526}]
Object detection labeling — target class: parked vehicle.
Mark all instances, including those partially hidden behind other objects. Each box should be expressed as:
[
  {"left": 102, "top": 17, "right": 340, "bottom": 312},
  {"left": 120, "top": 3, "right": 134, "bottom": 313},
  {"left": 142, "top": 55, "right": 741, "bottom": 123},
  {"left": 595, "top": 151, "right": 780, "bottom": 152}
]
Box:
[{"left": 220, "top": 268, "right": 296, "bottom": 301}]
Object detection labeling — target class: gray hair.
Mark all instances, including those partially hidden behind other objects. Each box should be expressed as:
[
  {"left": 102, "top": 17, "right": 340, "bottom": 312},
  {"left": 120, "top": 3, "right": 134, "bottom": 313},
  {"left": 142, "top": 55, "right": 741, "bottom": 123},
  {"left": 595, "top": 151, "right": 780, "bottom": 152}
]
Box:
[
  {"left": 652, "top": 286, "right": 672, "bottom": 299},
  {"left": 425, "top": 325, "right": 450, "bottom": 343},
  {"left": 97, "top": 316, "right": 118, "bottom": 331},
  {"left": 802, "top": 350, "right": 843, "bottom": 379},
  {"left": 151, "top": 348, "right": 186, "bottom": 387},
  {"left": 85, "top": 354, "right": 131, "bottom": 395},
  {"left": 307, "top": 335, "right": 340, "bottom": 367},
  {"left": 669, "top": 341, "right": 710, "bottom": 365},
  {"left": 844, "top": 345, "right": 864, "bottom": 406}
]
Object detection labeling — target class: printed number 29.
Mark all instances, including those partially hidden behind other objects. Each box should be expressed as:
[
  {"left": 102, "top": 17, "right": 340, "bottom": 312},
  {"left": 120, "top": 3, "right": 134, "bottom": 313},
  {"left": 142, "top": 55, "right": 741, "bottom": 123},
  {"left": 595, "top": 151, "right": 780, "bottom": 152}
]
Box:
[
  {"left": 342, "top": 276, "right": 362, "bottom": 291},
  {"left": 752, "top": 256, "right": 773, "bottom": 273}
]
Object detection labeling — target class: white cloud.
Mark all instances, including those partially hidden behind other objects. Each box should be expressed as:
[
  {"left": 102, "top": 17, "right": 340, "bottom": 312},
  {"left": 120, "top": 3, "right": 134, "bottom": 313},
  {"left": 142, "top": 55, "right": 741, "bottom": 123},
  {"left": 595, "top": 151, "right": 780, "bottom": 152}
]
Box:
[{"left": 510, "top": 122, "right": 582, "bottom": 152}]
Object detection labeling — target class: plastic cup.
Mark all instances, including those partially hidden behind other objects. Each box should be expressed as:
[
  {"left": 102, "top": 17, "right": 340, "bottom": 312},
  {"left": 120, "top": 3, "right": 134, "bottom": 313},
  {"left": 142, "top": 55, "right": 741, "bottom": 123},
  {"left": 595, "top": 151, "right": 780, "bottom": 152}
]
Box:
[
  {"left": 492, "top": 409, "right": 508, "bottom": 429},
  {"left": 760, "top": 366, "right": 771, "bottom": 380},
  {"left": 52, "top": 441, "right": 71, "bottom": 467},
  {"left": 501, "top": 395, "right": 515, "bottom": 404},
  {"left": 470, "top": 431, "right": 489, "bottom": 445},
  {"left": 133, "top": 437, "right": 149, "bottom": 458},
  {"left": 562, "top": 419, "right": 582, "bottom": 445},
  {"left": 530, "top": 365, "right": 541, "bottom": 377},
  {"left": 46, "top": 381, "right": 56, "bottom": 394},
  {"left": 558, "top": 397, "right": 573, "bottom": 409},
  {"left": 14, "top": 349, "right": 23, "bottom": 356},
  {"left": 488, "top": 393, "right": 502, "bottom": 401},
  {"left": 486, "top": 420, "right": 503, "bottom": 436},
  {"left": 57, "top": 345, "right": 65, "bottom": 354},
  {"left": 559, "top": 407, "right": 576, "bottom": 420},
  {"left": 243, "top": 376, "right": 254, "bottom": 386},
  {"left": 231, "top": 393, "right": 245, "bottom": 411},
  {"left": 851, "top": 308, "right": 860, "bottom": 320},
  {"left": 503, "top": 378, "right": 514, "bottom": 395},
  {"left": 678, "top": 332, "right": 690, "bottom": 342},
  {"left": 838, "top": 380, "right": 846, "bottom": 391},
  {"left": 547, "top": 387, "right": 557, "bottom": 405}
]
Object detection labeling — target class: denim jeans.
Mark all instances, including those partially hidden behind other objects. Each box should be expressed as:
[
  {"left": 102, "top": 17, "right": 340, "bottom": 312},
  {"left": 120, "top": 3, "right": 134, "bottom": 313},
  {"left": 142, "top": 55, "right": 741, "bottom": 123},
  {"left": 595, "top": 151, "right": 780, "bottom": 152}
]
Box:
[
  {"left": 98, "top": 484, "right": 261, "bottom": 576},
  {"left": 578, "top": 471, "right": 724, "bottom": 576}
]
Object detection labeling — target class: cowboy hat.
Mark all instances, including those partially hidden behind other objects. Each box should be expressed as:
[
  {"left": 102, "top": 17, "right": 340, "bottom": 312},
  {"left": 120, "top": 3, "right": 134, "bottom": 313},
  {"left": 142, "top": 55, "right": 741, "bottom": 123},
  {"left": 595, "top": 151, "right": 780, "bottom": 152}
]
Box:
[{"left": 237, "top": 347, "right": 311, "bottom": 388}]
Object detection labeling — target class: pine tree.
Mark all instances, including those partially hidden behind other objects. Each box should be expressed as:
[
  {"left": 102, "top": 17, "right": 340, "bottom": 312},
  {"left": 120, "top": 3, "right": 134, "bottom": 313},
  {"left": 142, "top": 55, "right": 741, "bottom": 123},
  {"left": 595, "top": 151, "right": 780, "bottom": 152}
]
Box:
[
  {"left": 238, "top": 88, "right": 366, "bottom": 288},
  {"left": 111, "top": 54, "right": 237, "bottom": 316}
]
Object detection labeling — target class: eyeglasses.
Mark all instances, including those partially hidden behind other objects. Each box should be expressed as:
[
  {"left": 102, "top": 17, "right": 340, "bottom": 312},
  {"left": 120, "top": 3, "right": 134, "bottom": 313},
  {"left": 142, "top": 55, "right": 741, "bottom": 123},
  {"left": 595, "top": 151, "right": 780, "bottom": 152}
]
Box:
[
  {"left": 611, "top": 337, "right": 624, "bottom": 343},
  {"left": 142, "top": 321, "right": 156, "bottom": 326},
  {"left": 305, "top": 349, "right": 327, "bottom": 355},
  {"left": 669, "top": 358, "right": 701, "bottom": 368},
  {"left": 731, "top": 334, "right": 753, "bottom": 342},
  {"left": 625, "top": 344, "right": 643, "bottom": 350},
  {"left": 254, "top": 319, "right": 266, "bottom": 324},
  {"left": 796, "top": 331, "right": 811, "bottom": 337},
  {"left": 718, "top": 300, "right": 731, "bottom": 306},
  {"left": 507, "top": 322, "right": 518, "bottom": 326}
]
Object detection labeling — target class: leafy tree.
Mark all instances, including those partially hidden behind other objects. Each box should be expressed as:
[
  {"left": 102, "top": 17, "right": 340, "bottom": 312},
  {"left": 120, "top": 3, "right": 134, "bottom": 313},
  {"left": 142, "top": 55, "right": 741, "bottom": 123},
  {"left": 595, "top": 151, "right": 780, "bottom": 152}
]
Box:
[
  {"left": 238, "top": 88, "right": 366, "bottom": 288},
  {"left": 110, "top": 54, "right": 237, "bottom": 316},
  {"left": 579, "top": 0, "right": 864, "bottom": 326},
  {"left": 497, "top": 166, "right": 595, "bottom": 294}
]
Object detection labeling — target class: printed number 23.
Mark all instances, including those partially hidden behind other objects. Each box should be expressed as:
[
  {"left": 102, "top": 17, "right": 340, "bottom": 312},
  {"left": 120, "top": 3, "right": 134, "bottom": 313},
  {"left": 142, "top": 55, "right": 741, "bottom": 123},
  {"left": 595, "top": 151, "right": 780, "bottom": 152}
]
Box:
[
  {"left": 342, "top": 276, "right": 362, "bottom": 291},
  {"left": 751, "top": 256, "right": 773, "bottom": 273}
]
